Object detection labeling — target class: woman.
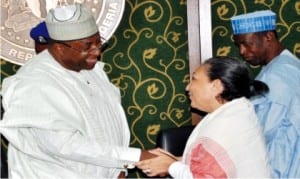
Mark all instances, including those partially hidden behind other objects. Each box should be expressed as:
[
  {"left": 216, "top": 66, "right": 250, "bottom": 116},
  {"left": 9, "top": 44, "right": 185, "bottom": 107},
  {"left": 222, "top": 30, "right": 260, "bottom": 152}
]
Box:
[{"left": 136, "top": 56, "right": 271, "bottom": 178}]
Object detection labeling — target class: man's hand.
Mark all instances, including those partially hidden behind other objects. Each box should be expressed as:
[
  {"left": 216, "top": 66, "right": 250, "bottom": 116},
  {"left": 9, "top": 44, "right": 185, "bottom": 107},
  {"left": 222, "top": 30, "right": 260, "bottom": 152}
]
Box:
[{"left": 117, "top": 171, "right": 126, "bottom": 179}]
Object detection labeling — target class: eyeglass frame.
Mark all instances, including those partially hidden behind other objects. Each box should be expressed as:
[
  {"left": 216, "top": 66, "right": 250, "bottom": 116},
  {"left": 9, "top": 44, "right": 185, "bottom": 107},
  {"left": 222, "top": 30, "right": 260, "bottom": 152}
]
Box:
[{"left": 53, "top": 37, "right": 108, "bottom": 54}]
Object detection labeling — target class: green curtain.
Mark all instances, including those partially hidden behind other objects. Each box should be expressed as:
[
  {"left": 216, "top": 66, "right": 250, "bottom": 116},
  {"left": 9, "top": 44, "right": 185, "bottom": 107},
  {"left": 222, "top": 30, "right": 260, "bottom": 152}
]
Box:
[
  {"left": 101, "top": 0, "right": 191, "bottom": 151},
  {"left": 101, "top": 1, "right": 191, "bottom": 177}
]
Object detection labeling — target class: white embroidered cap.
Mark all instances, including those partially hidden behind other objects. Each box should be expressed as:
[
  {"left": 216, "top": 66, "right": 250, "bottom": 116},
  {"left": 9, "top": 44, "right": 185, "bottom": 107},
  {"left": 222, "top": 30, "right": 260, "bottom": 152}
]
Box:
[
  {"left": 45, "top": 3, "right": 99, "bottom": 41},
  {"left": 231, "top": 10, "right": 276, "bottom": 35}
]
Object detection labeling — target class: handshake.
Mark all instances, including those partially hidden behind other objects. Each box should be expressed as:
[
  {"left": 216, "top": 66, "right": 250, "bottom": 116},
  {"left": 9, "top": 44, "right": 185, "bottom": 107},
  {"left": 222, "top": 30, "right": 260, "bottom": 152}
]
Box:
[{"left": 136, "top": 148, "right": 181, "bottom": 177}]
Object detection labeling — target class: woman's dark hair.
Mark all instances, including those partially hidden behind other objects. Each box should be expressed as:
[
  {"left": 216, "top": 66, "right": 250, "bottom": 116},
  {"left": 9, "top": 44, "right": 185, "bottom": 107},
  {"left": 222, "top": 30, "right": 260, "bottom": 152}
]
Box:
[{"left": 203, "top": 56, "right": 269, "bottom": 101}]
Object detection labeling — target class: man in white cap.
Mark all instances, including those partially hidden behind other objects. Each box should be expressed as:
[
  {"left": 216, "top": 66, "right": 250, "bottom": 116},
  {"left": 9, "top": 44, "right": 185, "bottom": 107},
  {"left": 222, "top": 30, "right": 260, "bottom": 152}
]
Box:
[
  {"left": 0, "top": 3, "right": 155, "bottom": 178},
  {"left": 231, "top": 10, "right": 300, "bottom": 178}
]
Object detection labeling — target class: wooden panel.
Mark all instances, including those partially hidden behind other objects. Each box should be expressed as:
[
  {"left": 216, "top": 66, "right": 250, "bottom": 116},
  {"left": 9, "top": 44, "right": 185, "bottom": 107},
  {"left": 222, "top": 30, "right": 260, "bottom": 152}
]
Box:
[
  {"left": 187, "top": 0, "right": 201, "bottom": 76},
  {"left": 187, "top": 0, "right": 212, "bottom": 124},
  {"left": 199, "top": 0, "right": 212, "bottom": 61}
]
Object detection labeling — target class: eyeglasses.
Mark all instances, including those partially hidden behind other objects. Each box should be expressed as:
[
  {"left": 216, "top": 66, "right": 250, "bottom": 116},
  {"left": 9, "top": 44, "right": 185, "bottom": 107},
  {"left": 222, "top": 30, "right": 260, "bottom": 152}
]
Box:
[
  {"left": 61, "top": 42, "right": 97, "bottom": 54},
  {"left": 55, "top": 37, "right": 108, "bottom": 54},
  {"left": 58, "top": 42, "right": 107, "bottom": 54}
]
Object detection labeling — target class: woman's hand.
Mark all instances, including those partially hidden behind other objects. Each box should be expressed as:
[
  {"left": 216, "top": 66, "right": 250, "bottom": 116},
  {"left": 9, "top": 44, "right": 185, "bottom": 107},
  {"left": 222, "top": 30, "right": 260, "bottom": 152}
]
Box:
[{"left": 135, "top": 148, "right": 178, "bottom": 177}]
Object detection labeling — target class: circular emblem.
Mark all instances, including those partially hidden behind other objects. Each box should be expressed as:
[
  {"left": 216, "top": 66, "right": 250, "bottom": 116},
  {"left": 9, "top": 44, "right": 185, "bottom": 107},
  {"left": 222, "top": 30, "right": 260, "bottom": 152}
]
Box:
[{"left": 0, "top": 0, "right": 125, "bottom": 65}]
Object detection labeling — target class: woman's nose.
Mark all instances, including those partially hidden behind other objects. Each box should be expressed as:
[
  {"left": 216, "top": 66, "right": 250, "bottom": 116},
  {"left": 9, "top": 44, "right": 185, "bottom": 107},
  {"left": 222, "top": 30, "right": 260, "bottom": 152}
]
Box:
[{"left": 186, "top": 83, "right": 191, "bottom": 91}]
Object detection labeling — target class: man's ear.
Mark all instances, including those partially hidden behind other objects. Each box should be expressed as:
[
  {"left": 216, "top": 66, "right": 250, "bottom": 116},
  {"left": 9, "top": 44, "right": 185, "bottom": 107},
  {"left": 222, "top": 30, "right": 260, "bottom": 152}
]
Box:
[
  {"left": 48, "top": 43, "right": 65, "bottom": 59},
  {"left": 53, "top": 43, "right": 63, "bottom": 51},
  {"left": 49, "top": 43, "right": 63, "bottom": 54},
  {"left": 265, "top": 31, "right": 275, "bottom": 41}
]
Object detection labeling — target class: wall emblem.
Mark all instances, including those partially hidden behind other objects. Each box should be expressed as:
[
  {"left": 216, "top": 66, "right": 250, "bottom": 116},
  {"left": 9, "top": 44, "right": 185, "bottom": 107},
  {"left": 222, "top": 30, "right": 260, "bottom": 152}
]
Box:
[{"left": 0, "top": 0, "right": 125, "bottom": 65}]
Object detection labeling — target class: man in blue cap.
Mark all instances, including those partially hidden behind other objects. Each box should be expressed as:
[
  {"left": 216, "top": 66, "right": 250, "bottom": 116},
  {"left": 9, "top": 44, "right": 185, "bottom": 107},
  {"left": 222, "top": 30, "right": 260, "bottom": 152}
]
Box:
[
  {"left": 30, "top": 21, "right": 50, "bottom": 53},
  {"left": 231, "top": 10, "right": 300, "bottom": 178}
]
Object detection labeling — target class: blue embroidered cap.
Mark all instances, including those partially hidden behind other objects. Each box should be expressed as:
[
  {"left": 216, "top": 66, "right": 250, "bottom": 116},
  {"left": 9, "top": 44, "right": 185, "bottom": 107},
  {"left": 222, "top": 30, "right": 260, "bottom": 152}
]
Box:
[
  {"left": 231, "top": 10, "right": 276, "bottom": 35},
  {"left": 30, "top": 21, "right": 50, "bottom": 44}
]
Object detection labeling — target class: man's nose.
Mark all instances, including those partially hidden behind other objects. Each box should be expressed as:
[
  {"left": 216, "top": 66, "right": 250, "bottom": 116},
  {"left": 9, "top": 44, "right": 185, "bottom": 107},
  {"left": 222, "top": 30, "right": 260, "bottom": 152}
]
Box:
[
  {"left": 88, "top": 46, "right": 101, "bottom": 55},
  {"left": 239, "top": 46, "right": 246, "bottom": 55}
]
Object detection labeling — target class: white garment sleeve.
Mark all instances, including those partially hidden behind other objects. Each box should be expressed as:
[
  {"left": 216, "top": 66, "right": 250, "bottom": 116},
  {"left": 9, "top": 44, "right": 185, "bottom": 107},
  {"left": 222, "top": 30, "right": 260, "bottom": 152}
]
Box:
[
  {"left": 168, "top": 161, "right": 193, "bottom": 179},
  {"left": 1, "top": 120, "right": 141, "bottom": 169},
  {"left": 31, "top": 128, "right": 141, "bottom": 168}
]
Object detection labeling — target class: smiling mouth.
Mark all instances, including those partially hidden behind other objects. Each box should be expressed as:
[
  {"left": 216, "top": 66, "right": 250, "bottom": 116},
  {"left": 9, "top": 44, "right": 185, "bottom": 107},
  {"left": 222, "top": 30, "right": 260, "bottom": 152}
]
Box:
[
  {"left": 86, "top": 58, "right": 98, "bottom": 65},
  {"left": 87, "top": 58, "right": 97, "bottom": 61}
]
